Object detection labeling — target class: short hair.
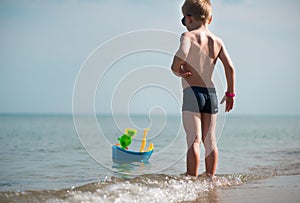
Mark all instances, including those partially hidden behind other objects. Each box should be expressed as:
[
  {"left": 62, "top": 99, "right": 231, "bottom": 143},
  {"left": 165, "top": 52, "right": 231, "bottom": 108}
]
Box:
[{"left": 182, "top": 0, "right": 212, "bottom": 22}]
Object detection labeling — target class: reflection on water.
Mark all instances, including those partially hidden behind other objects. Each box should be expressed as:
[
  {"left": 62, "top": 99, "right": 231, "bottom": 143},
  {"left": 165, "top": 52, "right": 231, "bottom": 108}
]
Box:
[{"left": 112, "top": 161, "right": 150, "bottom": 176}]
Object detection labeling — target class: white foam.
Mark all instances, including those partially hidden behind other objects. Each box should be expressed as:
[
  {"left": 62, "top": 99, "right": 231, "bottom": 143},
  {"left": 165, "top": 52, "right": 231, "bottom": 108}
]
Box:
[{"left": 55, "top": 174, "right": 243, "bottom": 203}]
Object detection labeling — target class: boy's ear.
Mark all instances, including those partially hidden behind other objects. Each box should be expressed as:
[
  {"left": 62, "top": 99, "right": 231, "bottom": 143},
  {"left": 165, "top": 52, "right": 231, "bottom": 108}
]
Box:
[
  {"left": 208, "top": 15, "right": 213, "bottom": 24},
  {"left": 187, "top": 15, "right": 193, "bottom": 24}
]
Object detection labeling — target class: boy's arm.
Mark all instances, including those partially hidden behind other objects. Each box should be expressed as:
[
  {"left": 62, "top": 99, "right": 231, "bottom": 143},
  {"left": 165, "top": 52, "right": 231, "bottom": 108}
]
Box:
[
  {"left": 171, "top": 33, "right": 192, "bottom": 77},
  {"left": 218, "top": 41, "right": 235, "bottom": 112}
]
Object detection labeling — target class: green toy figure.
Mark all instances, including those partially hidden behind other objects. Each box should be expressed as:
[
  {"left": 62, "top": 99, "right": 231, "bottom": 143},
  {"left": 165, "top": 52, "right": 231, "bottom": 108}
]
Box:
[{"left": 117, "top": 128, "right": 137, "bottom": 150}]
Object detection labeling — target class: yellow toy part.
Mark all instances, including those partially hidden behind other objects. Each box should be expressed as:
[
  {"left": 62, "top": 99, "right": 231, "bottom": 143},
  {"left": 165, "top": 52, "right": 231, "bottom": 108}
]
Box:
[
  {"left": 146, "top": 143, "right": 154, "bottom": 152},
  {"left": 125, "top": 128, "right": 137, "bottom": 136},
  {"left": 139, "top": 128, "right": 150, "bottom": 152}
]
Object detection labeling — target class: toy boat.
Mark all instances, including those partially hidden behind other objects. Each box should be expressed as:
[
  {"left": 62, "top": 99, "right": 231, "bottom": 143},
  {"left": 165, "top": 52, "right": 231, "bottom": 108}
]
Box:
[
  {"left": 112, "top": 128, "right": 154, "bottom": 163},
  {"left": 112, "top": 145, "right": 153, "bottom": 163}
]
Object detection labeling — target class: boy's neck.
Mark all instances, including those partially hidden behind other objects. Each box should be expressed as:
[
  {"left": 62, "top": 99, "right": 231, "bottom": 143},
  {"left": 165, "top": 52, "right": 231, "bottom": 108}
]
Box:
[{"left": 188, "top": 22, "right": 208, "bottom": 31}]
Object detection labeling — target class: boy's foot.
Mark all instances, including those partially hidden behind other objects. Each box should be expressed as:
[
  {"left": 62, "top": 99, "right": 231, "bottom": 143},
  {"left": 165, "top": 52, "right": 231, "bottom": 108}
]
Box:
[{"left": 206, "top": 173, "right": 216, "bottom": 181}]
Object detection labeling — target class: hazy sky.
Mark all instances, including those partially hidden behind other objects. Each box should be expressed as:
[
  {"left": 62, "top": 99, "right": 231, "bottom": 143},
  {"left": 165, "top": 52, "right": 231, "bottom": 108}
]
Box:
[{"left": 1, "top": 0, "right": 300, "bottom": 115}]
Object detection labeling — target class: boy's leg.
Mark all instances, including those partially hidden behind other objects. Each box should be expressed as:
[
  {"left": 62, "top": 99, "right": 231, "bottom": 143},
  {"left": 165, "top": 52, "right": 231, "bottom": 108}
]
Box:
[
  {"left": 182, "top": 111, "right": 201, "bottom": 176},
  {"left": 201, "top": 113, "right": 218, "bottom": 176}
]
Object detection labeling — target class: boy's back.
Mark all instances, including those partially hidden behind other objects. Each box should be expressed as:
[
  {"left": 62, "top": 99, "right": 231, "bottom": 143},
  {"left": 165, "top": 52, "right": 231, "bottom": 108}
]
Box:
[{"left": 181, "top": 28, "right": 223, "bottom": 89}]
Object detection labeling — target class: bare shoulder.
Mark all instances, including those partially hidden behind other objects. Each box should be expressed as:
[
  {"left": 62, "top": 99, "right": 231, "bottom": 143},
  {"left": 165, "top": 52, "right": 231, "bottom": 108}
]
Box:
[
  {"left": 180, "top": 31, "right": 195, "bottom": 41},
  {"left": 209, "top": 32, "right": 224, "bottom": 48}
]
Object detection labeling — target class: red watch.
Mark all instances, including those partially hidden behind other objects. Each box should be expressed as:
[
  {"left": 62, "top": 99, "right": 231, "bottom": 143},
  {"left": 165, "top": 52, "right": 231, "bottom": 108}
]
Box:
[{"left": 225, "top": 92, "right": 235, "bottom": 98}]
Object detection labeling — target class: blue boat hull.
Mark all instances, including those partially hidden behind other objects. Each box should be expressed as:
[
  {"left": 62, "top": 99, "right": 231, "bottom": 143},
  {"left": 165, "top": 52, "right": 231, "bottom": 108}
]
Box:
[{"left": 112, "top": 145, "right": 153, "bottom": 163}]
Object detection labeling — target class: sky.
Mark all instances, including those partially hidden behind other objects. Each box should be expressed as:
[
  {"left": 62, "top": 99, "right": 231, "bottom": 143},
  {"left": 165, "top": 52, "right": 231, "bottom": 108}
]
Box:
[{"left": 1, "top": 0, "right": 300, "bottom": 116}]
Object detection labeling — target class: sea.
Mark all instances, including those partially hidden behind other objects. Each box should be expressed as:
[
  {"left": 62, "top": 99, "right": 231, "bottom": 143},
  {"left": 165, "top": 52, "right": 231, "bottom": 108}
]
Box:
[{"left": 0, "top": 114, "right": 299, "bottom": 203}]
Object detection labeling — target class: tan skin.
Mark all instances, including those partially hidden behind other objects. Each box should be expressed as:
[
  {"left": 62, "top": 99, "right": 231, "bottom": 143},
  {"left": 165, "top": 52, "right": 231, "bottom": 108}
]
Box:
[{"left": 171, "top": 14, "right": 235, "bottom": 177}]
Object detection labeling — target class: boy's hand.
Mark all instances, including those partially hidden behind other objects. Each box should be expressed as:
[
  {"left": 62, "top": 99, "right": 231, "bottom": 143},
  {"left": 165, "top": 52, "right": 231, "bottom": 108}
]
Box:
[
  {"left": 178, "top": 63, "right": 192, "bottom": 77},
  {"left": 179, "top": 69, "right": 192, "bottom": 78},
  {"left": 225, "top": 96, "right": 234, "bottom": 112},
  {"left": 173, "top": 69, "right": 192, "bottom": 78},
  {"left": 220, "top": 96, "right": 234, "bottom": 112}
]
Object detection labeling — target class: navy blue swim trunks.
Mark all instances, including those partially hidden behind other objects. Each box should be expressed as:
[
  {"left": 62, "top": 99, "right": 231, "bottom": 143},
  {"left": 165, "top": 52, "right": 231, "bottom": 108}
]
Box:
[{"left": 182, "top": 86, "right": 219, "bottom": 114}]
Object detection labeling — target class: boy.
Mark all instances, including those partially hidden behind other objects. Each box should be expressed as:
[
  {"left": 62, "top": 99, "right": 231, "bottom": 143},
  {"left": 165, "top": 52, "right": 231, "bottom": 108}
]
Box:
[{"left": 171, "top": 0, "right": 235, "bottom": 177}]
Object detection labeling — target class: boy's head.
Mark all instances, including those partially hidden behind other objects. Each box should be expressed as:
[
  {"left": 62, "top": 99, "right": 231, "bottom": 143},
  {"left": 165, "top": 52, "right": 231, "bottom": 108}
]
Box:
[{"left": 182, "top": 0, "right": 212, "bottom": 23}]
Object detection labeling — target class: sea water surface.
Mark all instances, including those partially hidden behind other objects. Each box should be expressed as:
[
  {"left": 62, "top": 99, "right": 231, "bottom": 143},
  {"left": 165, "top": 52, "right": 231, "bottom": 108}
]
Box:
[{"left": 0, "top": 114, "right": 299, "bottom": 202}]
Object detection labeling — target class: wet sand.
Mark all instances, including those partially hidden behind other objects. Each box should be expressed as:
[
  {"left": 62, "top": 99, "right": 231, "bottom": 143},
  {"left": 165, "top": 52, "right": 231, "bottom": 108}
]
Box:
[{"left": 216, "top": 175, "right": 300, "bottom": 203}]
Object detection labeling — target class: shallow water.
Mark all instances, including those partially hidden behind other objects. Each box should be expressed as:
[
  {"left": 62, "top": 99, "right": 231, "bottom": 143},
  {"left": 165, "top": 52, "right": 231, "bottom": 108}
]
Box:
[
  {"left": 0, "top": 173, "right": 252, "bottom": 203},
  {"left": 0, "top": 114, "right": 299, "bottom": 202}
]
